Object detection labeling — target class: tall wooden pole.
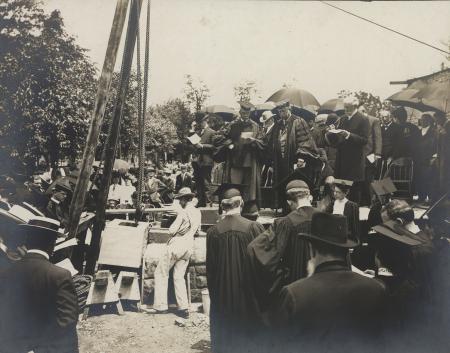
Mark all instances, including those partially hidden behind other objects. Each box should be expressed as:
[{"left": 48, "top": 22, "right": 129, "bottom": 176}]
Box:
[
  {"left": 85, "top": 0, "right": 143, "bottom": 275},
  {"left": 67, "top": 0, "right": 130, "bottom": 239}
]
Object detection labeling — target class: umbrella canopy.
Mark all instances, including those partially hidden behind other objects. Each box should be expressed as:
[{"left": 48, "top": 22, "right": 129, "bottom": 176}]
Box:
[
  {"left": 202, "top": 105, "right": 236, "bottom": 122},
  {"left": 388, "top": 80, "right": 450, "bottom": 114},
  {"left": 113, "top": 159, "right": 130, "bottom": 174},
  {"left": 318, "top": 98, "right": 344, "bottom": 114},
  {"left": 266, "top": 87, "right": 320, "bottom": 109}
]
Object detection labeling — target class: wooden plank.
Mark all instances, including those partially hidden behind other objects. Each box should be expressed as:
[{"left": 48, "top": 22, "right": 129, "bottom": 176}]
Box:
[
  {"left": 98, "top": 219, "right": 148, "bottom": 268},
  {"left": 67, "top": 0, "right": 130, "bottom": 239}
]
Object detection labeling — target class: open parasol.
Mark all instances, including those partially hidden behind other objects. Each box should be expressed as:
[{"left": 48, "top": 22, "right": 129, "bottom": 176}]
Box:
[
  {"left": 267, "top": 87, "right": 320, "bottom": 121},
  {"left": 201, "top": 105, "right": 236, "bottom": 122},
  {"left": 318, "top": 98, "right": 345, "bottom": 114}
]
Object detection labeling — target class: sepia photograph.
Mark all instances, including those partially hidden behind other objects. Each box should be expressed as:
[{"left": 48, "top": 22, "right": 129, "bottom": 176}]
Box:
[{"left": 0, "top": 1, "right": 449, "bottom": 352}]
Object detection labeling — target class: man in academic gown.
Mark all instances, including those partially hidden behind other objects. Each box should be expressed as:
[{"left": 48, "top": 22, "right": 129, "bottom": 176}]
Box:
[
  {"left": 206, "top": 185, "right": 265, "bottom": 353},
  {"left": 3, "top": 221, "right": 79, "bottom": 353},
  {"left": 247, "top": 180, "right": 317, "bottom": 313},
  {"left": 220, "top": 102, "right": 265, "bottom": 205},
  {"left": 332, "top": 96, "right": 370, "bottom": 204},
  {"left": 265, "top": 100, "right": 320, "bottom": 211}
]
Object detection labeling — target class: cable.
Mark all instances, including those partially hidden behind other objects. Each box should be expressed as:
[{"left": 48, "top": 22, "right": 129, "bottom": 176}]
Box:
[{"left": 320, "top": 1, "right": 450, "bottom": 55}]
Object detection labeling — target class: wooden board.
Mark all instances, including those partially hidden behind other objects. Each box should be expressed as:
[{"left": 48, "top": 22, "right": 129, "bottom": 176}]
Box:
[
  {"left": 115, "top": 271, "right": 141, "bottom": 302},
  {"left": 98, "top": 219, "right": 149, "bottom": 268}
]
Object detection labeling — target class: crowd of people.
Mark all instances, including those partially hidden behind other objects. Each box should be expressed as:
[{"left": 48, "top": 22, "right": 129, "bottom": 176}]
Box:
[{"left": 0, "top": 94, "right": 449, "bottom": 353}]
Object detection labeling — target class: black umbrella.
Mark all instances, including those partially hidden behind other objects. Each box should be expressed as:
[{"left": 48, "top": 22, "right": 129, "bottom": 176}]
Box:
[
  {"left": 318, "top": 98, "right": 344, "bottom": 114},
  {"left": 201, "top": 105, "right": 236, "bottom": 122}
]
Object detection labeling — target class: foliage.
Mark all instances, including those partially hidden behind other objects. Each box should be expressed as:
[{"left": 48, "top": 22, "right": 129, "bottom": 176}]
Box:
[
  {"left": 0, "top": 0, "right": 97, "bottom": 169},
  {"left": 337, "top": 90, "right": 386, "bottom": 117},
  {"left": 100, "top": 71, "right": 140, "bottom": 160},
  {"left": 233, "top": 80, "right": 258, "bottom": 103},
  {"left": 183, "top": 74, "right": 210, "bottom": 112},
  {"left": 146, "top": 102, "right": 180, "bottom": 154}
]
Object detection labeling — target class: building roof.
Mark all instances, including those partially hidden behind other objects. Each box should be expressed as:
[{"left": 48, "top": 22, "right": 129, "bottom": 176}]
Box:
[{"left": 390, "top": 67, "right": 450, "bottom": 85}]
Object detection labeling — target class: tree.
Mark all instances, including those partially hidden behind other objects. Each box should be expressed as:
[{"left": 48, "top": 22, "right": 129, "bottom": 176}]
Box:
[
  {"left": 0, "top": 0, "right": 97, "bottom": 171},
  {"left": 337, "top": 90, "right": 384, "bottom": 117},
  {"left": 145, "top": 105, "right": 179, "bottom": 155},
  {"left": 233, "top": 80, "right": 258, "bottom": 103},
  {"left": 100, "top": 71, "right": 140, "bottom": 160},
  {"left": 183, "top": 74, "right": 210, "bottom": 112}
]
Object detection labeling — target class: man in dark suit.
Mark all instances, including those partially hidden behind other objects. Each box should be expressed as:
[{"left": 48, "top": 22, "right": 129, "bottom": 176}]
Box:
[
  {"left": 271, "top": 212, "right": 386, "bottom": 353},
  {"left": 193, "top": 115, "right": 216, "bottom": 206},
  {"left": 333, "top": 96, "right": 370, "bottom": 204},
  {"left": 379, "top": 110, "right": 402, "bottom": 178},
  {"left": 361, "top": 109, "right": 383, "bottom": 205},
  {"left": 3, "top": 221, "right": 79, "bottom": 353},
  {"left": 175, "top": 164, "right": 193, "bottom": 192}
]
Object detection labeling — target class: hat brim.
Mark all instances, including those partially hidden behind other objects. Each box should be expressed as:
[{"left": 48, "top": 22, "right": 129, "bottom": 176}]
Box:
[
  {"left": 19, "top": 223, "right": 63, "bottom": 238},
  {"left": 299, "top": 232, "right": 359, "bottom": 248},
  {"left": 174, "top": 192, "right": 195, "bottom": 199}
]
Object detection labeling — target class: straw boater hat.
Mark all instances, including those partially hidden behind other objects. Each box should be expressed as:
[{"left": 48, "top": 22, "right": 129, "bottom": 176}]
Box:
[
  {"left": 299, "top": 212, "right": 358, "bottom": 248},
  {"left": 19, "top": 217, "right": 62, "bottom": 250},
  {"left": 174, "top": 187, "right": 195, "bottom": 199}
]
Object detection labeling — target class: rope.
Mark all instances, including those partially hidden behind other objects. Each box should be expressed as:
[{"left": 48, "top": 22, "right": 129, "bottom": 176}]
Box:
[
  {"left": 136, "top": 0, "right": 151, "bottom": 217},
  {"left": 320, "top": 1, "right": 450, "bottom": 55},
  {"left": 136, "top": 0, "right": 144, "bottom": 207}
]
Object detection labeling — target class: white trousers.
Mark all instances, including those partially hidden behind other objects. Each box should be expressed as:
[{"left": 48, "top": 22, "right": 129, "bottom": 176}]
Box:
[{"left": 153, "top": 237, "right": 192, "bottom": 311}]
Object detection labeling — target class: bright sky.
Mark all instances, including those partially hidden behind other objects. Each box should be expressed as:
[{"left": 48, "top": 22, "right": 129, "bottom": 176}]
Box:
[{"left": 42, "top": 0, "right": 450, "bottom": 109}]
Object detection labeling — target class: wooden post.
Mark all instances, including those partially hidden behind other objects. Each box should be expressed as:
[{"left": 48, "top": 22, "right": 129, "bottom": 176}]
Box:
[
  {"left": 85, "top": 0, "right": 143, "bottom": 275},
  {"left": 67, "top": 0, "right": 130, "bottom": 239}
]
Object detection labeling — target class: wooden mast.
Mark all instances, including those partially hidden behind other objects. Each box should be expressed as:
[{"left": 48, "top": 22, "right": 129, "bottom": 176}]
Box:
[
  {"left": 85, "top": 0, "right": 143, "bottom": 274},
  {"left": 67, "top": 0, "right": 130, "bottom": 239}
]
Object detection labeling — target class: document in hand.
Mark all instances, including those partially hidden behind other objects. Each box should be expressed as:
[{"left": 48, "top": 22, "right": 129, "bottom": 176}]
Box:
[
  {"left": 187, "top": 133, "right": 201, "bottom": 145},
  {"left": 240, "top": 132, "right": 253, "bottom": 139}
]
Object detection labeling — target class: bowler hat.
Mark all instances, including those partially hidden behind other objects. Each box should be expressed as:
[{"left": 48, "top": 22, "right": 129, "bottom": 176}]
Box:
[
  {"left": 174, "top": 187, "right": 195, "bottom": 199},
  {"left": 300, "top": 212, "right": 358, "bottom": 248}
]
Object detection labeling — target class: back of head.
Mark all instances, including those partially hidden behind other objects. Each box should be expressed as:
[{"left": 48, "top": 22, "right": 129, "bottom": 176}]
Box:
[{"left": 392, "top": 106, "right": 407, "bottom": 124}]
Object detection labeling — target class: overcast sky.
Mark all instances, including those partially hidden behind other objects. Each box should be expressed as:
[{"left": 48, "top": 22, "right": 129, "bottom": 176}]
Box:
[{"left": 42, "top": 0, "right": 450, "bottom": 109}]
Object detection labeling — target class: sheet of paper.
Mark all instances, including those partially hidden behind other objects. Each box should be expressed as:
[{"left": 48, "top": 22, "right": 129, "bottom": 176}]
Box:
[
  {"left": 54, "top": 237, "right": 78, "bottom": 251},
  {"left": 187, "top": 133, "right": 201, "bottom": 145},
  {"left": 56, "top": 258, "right": 78, "bottom": 276},
  {"left": 240, "top": 132, "right": 253, "bottom": 139},
  {"left": 8, "top": 205, "right": 35, "bottom": 222},
  {"left": 366, "top": 153, "right": 376, "bottom": 164}
]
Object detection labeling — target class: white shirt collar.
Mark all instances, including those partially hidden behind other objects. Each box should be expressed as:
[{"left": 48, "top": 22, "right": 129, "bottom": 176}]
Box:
[
  {"left": 0, "top": 242, "right": 7, "bottom": 253},
  {"left": 223, "top": 208, "right": 241, "bottom": 217},
  {"left": 421, "top": 126, "right": 430, "bottom": 136},
  {"left": 27, "top": 249, "right": 50, "bottom": 260},
  {"left": 405, "top": 222, "right": 421, "bottom": 234},
  {"left": 349, "top": 109, "right": 358, "bottom": 119},
  {"left": 296, "top": 199, "right": 312, "bottom": 209}
]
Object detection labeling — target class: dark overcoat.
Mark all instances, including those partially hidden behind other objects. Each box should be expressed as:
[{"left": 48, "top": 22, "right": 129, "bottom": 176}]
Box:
[
  {"left": 3, "top": 252, "right": 79, "bottom": 353},
  {"left": 335, "top": 112, "right": 370, "bottom": 181},
  {"left": 271, "top": 261, "right": 386, "bottom": 353}
]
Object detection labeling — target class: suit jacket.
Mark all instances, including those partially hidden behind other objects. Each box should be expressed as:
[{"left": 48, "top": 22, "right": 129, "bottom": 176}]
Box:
[
  {"left": 3, "top": 252, "right": 79, "bottom": 353},
  {"left": 417, "top": 127, "right": 437, "bottom": 165},
  {"left": 272, "top": 261, "right": 386, "bottom": 352},
  {"left": 397, "top": 122, "right": 420, "bottom": 159},
  {"left": 381, "top": 122, "right": 402, "bottom": 158},
  {"left": 335, "top": 111, "right": 370, "bottom": 181},
  {"left": 196, "top": 127, "right": 216, "bottom": 167},
  {"left": 364, "top": 115, "right": 382, "bottom": 157},
  {"left": 175, "top": 173, "right": 193, "bottom": 192}
]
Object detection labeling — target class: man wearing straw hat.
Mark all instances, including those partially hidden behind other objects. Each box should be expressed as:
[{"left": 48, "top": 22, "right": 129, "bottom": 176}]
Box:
[
  {"left": 149, "top": 187, "right": 201, "bottom": 318},
  {"left": 3, "top": 218, "right": 79, "bottom": 353}
]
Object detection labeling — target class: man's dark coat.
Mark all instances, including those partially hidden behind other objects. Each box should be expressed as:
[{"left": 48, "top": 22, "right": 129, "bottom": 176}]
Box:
[
  {"left": 271, "top": 261, "right": 386, "bottom": 353},
  {"left": 175, "top": 173, "right": 193, "bottom": 192},
  {"left": 335, "top": 112, "right": 370, "bottom": 181},
  {"left": 3, "top": 252, "right": 79, "bottom": 353}
]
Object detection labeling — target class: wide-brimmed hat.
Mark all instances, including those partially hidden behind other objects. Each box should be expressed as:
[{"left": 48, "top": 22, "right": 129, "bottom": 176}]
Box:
[
  {"left": 299, "top": 212, "right": 358, "bottom": 248},
  {"left": 260, "top": 110, "right": 275, "bottom": 124},
  {"left": 174, "top": 187, "right": 195, "bottom": 199}
]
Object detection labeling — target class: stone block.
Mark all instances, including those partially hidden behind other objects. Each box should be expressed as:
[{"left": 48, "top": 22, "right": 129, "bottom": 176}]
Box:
[
  {"left": 190, "top": 289, "right": 203, "bottom": 303},
  {"left": 196, "top": 275, "right": 208, "bottom": 289},
  {"left": 195, "top": 265, "right": 207, "bottom": 276},
  {"left": 191, "top": 237, "right": 206, "bottom": 264}
]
